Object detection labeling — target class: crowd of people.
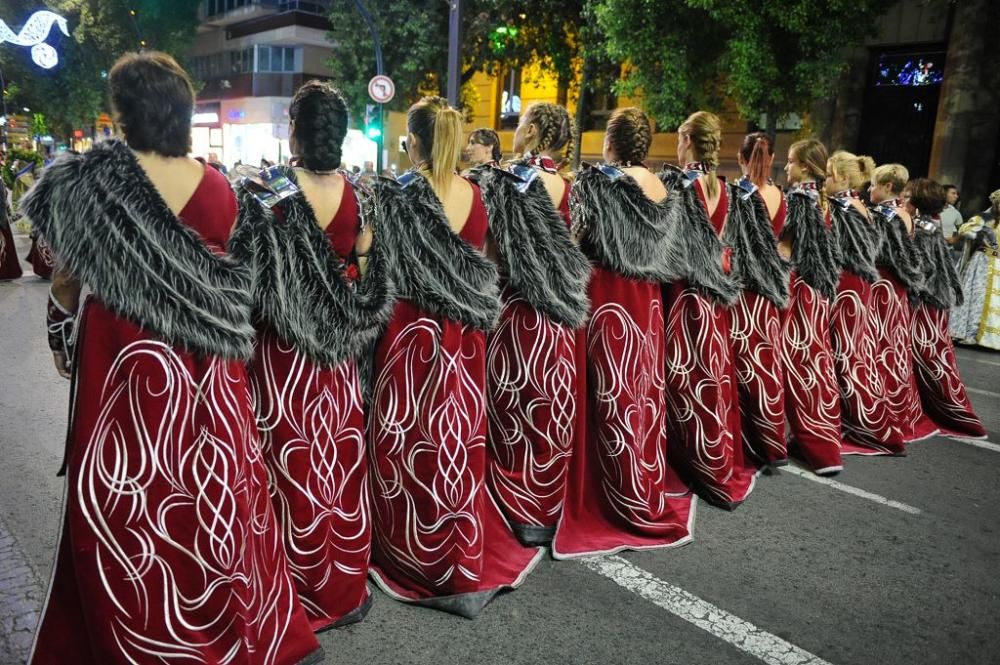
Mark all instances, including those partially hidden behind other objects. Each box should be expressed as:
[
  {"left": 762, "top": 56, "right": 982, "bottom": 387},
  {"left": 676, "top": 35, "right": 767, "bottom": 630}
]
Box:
[{"left": 12, "top": 50, "right": 992, "bottom": 664}]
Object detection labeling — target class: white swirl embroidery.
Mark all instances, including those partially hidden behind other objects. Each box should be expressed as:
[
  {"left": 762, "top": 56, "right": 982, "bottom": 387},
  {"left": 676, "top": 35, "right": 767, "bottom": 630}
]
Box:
[{"left": 486, "top": 291, "right": 576, "bottom": 528}]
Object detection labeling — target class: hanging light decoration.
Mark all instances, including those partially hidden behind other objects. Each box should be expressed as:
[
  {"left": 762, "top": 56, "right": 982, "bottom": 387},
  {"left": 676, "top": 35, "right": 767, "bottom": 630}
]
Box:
[{"left": 0, "top": 10, "right": 69, "bottom": 69}]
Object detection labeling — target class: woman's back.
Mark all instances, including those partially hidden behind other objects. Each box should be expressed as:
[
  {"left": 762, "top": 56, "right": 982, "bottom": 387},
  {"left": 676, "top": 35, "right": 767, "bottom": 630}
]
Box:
[{"left": 624, "top": 166, "right": 668, "bottom": 203}]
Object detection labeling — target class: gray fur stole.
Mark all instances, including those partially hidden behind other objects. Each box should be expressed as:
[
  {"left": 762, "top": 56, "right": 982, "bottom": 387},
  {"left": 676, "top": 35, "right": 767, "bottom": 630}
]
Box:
[
  {"left": 829, "top": 196, "right": 880, "bottom": 282},
  {"left": 230, "top": 166, "right": 395, "bottom": 368},
  {"left": 872, "top": 205, "right": 924, "bottom": 302},
  {"left": 724, "top": 180, "right": 790, "bottom": 308},
  {"left": 19, "top": 139, "right": 254, "bottom": 360},
  {"left": 370, "top": 172, "right": 500, "bottom": 330},
  {"left": 784, "top": 190, "right": 842, "bottom": 301},
  {"left": 476, "top": 165, "right": 590, "bottom": 328},
  {"left": 659, "top": 168, "right": 740, "bottom": 305},
  {"left": 571, "top": 164, "right": 683, "bottom": 283},
  {"left": 912, "top": 215, "right": 963, "bottom": 310}
]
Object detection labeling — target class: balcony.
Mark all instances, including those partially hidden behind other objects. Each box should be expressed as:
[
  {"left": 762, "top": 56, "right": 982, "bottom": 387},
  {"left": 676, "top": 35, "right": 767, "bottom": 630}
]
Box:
[{"left": 199, "top": 0, "right": 331, "bottom": 27}]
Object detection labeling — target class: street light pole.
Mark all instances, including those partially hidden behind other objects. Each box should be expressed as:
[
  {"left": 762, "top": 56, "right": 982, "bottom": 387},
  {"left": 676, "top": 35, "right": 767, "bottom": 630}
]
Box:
[
  {"left": 0, "top": 68, "right": 7, "bottom": 153},
  {"left": 350, "top": 0, "right": 385, "bottom": 173},
  {"left": 447, "top": 0, "right": 462, "bottom": 106}
]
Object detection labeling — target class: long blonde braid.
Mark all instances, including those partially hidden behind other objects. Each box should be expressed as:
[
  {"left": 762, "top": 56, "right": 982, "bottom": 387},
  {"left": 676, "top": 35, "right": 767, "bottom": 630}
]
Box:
[{"left": 679, "top": 111, "right": 722, "bottom": 199}]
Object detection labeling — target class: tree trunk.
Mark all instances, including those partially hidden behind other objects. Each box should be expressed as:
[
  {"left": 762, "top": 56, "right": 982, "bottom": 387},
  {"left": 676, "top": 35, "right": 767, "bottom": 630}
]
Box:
[{"left": 573, "top": 55, "right": 595, "bottom": 170}]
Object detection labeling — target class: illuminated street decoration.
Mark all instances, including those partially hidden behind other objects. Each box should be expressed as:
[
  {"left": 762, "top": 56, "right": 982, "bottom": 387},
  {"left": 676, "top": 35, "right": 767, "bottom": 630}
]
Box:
[{"left": 0, "top": 11, "right": 69, "bottom": 69}]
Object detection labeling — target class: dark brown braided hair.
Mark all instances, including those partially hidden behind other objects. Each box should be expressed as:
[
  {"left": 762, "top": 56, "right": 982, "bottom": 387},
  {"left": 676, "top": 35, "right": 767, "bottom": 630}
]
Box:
[
  {"left": 605, "top": 107, "right": 652, "bottom": 166},
  {"left": 289, "top": 80, "right": 349, "bottom": 172},
  {"left": 522, "top": 103, "right": 576, "bottom": 165}
]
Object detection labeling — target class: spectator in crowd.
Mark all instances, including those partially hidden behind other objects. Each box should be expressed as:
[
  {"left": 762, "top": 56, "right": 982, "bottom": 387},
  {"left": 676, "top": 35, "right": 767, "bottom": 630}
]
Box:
[{"left": 940, "top": 184, "right": 963, "bottom": 245}]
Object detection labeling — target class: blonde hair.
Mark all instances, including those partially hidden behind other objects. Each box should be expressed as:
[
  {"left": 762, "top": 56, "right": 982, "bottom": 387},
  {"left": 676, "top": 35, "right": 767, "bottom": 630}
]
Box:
[
  {"left": 872, "top": 163, "right": 909, "bottom": 195},
  {"left": 828, "top": 150, "right": 875, "bottom": 192},
  {"left": 679, "top": 110, "right": 722, "bottom": 199},
  {"left": 789, "top": 138, "right": 829, "bottom": 209},
  {"left": 408, "top": 96, "right": 464, "bottom": 196}
]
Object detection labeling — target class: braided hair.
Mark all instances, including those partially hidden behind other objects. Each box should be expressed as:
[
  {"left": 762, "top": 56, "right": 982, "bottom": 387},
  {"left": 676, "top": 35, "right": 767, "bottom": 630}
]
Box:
[
  {"left": 522, "top": 103, "right": 576, "bottom": 165},
  {"left": 289, "top": 80, "right": 349, "bottom": 172},
  {"left": 605, "top": 107, "right": 652, "bottom": 166},
  {"left": 679, "top": 111, "right": 722, "bottom": 199}
]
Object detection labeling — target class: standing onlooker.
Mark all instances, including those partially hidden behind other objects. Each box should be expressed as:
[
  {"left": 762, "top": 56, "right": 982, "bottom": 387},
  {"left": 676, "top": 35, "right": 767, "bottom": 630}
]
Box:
[{"left": 940, "top": 184, "right": 963, "bottom": 245}]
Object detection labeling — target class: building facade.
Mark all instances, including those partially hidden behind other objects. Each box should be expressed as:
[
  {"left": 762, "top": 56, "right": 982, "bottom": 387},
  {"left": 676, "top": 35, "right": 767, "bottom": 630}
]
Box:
[{"left": 189, "top": 0, "right": 377, "bottom": 170}]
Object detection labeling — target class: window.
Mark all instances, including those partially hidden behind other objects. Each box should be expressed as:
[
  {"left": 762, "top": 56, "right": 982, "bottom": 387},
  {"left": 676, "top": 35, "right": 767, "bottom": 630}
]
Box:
[
  {"left": 498, "top": 68, "right": 522, "bottom": 130},
  {"left": 230, "top": 47, "right": 253, "bottom": 74},
  {"left": 256, "top": 46, "right": 296, "bottom": 73},
  {"left": 874, "top": 50, "right": 946, "bottom": 87}
]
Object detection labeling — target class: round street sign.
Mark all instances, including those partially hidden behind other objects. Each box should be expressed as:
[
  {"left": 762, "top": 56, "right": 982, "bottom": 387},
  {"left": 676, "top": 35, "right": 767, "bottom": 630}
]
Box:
[{"left": 368, "top": 75, "right": 395, "bottom": 104}]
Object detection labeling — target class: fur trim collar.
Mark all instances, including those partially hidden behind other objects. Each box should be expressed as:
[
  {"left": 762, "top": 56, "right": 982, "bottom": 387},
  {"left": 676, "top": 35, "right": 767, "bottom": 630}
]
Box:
[
  {"left": 828, "top": 197, "right": 879, "bottom": 282},
  {"left": 477, "top": 166, "right": 590, "bottom": 328},
  {"left": 660, "top": 169, "right": 740, "bottom": 305},
  {"left": 19, "top": 139, "right": 254, "bottom": 359},
  {"left": 784, "top": 191, "right": 842, "bottom": 301},
  {"left": 871, "top": 206, "right": 923, "bottom": 301},
  {"left": 571, "top": 164, "right": 683, "bottom": 283},
  {"left": 913, "top": 216, "right": 963, "bottom": 310},
  {"left": 724, "top": 180, "right": 789, "bottom": 307},
  {"left": 231, "top": 166, "right": 395, "bottom": 368},
  {"left": 369, "top": 173, "right": 499, "bottom": 330}
]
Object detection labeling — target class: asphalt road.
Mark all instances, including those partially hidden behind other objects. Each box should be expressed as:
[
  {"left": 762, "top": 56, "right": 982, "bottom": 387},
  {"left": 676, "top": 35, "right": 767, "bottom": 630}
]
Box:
[{"left": 1, "top": 231, "right": 997, "bottom": 665}]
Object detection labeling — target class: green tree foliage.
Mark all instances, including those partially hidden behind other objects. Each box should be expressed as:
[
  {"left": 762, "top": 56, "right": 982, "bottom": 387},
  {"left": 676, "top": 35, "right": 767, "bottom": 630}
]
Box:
[
  {"left": 594, "top": 0, "right": 888, "bottom": 133},
  {"left": 0, "top": 0, "right": 201, "bottom": 138},
  {"left": 326, "top": 0, "right": 592, "bottom": 121},
  {"left": 689, "top": 0, "right": 886, "bottom": 136},
  {"left": 593, "top": 0, "right": 727, "bottom": 130}
]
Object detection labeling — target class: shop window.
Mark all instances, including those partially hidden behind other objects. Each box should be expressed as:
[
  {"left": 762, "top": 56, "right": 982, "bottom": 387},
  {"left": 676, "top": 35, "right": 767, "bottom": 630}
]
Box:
[{"left": 499, "top": 68, "right": 522, "bottom": 130}]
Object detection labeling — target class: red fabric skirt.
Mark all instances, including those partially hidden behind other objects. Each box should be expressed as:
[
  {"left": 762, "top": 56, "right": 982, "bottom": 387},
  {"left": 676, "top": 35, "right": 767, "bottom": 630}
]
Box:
[
  {"left": 830, "top": 272, "right": 905, "bottom": 455},
  {"left": 250, "top": 330, "right": 371, "bottom": 631},
  {"left": 486, "top": 287, "right": 576, "bottom": 545},
  {"left": 0, "top": 224, "right": 22, "bottom": 280},
  {"left": 780, "top": 273, "right": 844, "bottom": 474},
  {"left": 31, "top": 300, "right": 321, "bottom": 665},
  {"left": 368, "top": 301, "right": 541, "bottom": 618},
  {"left": 553, "top": 269, "right": 694, "bottom": 558},
  {"left": 869, "top": 271, "right": 937, "bottom": 442},
  {"left": 663, "top": 282, "right": 755, "bottom": 508},
  {"left": 911, "top": 304, "right": 986, "bottom": 439},
  {"left": 730, "top": 290, "right": 787, "bottom": 465},
  {"left": 26, "top": 235, "right": 55, "bottom": 279}
]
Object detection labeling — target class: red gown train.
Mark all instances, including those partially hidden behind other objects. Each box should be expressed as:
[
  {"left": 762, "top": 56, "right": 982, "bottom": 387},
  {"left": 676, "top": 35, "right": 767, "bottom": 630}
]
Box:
[
  {"left": 909, "top": 214, "right": 985, "bottom": 439},
  {"left": 827, "top": 196, "right": 905, "bottom": 456},
  {"left": 664, "top": 178, "right": 755, "bottom": 508},
  {"left": 368, "top": 175, "right": 541, "bottom": 618},
  {"left": 245, "top": 177, "right": 375, "bottom": 630},
  {"left": 553, "top": 164, "right": 694, "bottom": 558},
  {"left": 780, "top": 186, "right": 844, "bottom": 474},
  {"left": 728, "top": 187, "right": 789, "bottom": 466},
  {"left": 482, "top": 165, "right": 589, "bottom": 546},
  {"left": 24, "top": 149, "right": 321, "bottom": 665}
]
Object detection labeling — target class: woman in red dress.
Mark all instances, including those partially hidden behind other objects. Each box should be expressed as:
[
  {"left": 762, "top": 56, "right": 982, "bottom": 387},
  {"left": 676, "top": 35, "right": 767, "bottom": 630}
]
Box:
[
  {"left": 727, "top": 133, "right": 790, "bottom": 466},
  {"left": 553, "top": 107, "right": 693, "bottom": 558},
  {"left": 479, "top": 102, "right": 590, "bottom": 546},
  {"left": 824, "top": 151, "right": 905, "bottom": 456},
  {"left": 904, "top": 178, "right": 986, "bottom": 439},
  {"left": 780, "top": 139, "right": 844, "bottom": 474},
  {"left": 0, "top": 180, "right": 23, "bottom": 280},
  {"left": 867, "top": 164, "right": 937, "bottom": 442},
  {"left": 22, "top": 52, "right": 321, "bottom": 665},
  {"left": 662, "top": 111, "right": 754, "bottom": 509},
  {"left": 232, "top": 81, "right": 394, "bottom": 630},
  {"left": 367, "top": 96, "right": 542, "bottom": 618}
]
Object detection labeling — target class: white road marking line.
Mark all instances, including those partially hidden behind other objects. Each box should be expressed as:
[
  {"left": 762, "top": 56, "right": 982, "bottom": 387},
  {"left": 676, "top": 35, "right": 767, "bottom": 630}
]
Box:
[
  {"left": 950, "top": 437, "right": 1000, "bottom": 453},
  {"left": 782, "top": 465, "right": 922, "bottom": 515},
  {"left": 966, "top": 386, "right": 1000, "bottom": 399},
  {"left": 582, "top": 555, "right": 835, "bottom": 665}
]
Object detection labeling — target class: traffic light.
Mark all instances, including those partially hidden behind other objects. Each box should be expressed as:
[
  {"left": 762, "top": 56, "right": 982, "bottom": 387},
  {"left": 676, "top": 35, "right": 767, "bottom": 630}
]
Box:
[
  {"left": 489, "top": 25, "right": 519, "bottom": 55},
  {"left": 364, "top": 104, "right": 382, "bottom": 140}
]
